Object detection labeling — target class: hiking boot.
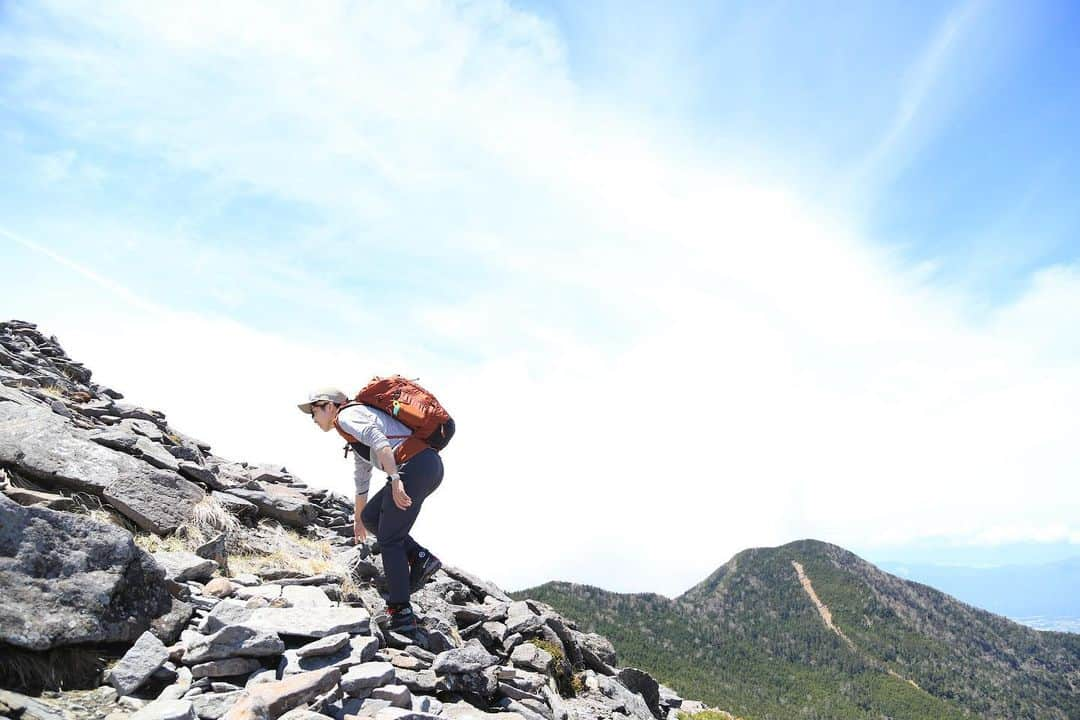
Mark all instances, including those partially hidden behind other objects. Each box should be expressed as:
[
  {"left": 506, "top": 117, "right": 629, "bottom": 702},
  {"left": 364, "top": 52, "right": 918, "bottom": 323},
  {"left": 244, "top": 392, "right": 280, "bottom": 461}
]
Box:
[
  {"left": 387, "top": 604, "right": 419, "bottom": 634},
  {"left": 409, "top": 550, "right": 443, "bottom": 593}
]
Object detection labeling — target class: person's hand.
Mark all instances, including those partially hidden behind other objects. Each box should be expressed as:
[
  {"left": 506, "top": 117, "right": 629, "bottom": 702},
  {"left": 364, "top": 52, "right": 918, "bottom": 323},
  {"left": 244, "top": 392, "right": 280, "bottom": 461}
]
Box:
[
  {"left": 354, "top": 519, "right": 367, "bottom": 545},
  {"left": 392, "top": 478, "right": 412, "bottom": 510}
]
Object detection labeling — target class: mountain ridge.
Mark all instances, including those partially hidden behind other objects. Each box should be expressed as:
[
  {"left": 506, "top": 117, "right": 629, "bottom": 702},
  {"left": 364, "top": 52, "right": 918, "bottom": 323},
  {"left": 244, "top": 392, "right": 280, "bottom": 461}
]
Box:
[{"left": 517, "top": 538, "right": 1080, "bottom": 720}]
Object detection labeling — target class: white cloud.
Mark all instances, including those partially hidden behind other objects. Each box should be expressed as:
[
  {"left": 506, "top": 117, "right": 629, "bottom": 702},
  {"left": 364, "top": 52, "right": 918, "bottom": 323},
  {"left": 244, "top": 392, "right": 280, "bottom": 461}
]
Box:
[{"left": 2, "top": 0, "right": 1078, "bottom": 596}]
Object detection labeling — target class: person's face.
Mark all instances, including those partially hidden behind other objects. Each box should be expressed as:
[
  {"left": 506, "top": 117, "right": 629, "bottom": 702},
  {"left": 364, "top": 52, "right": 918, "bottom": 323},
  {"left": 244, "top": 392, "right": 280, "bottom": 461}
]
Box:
[{"left": 310, "top": 402, "right": 336, "bottom": 432}]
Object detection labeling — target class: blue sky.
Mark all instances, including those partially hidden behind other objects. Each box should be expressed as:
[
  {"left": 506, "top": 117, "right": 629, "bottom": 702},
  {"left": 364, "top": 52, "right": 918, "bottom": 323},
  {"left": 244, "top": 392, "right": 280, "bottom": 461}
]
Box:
[{"left": 2, "top": 1, "right": 1079, "bottom": 594}]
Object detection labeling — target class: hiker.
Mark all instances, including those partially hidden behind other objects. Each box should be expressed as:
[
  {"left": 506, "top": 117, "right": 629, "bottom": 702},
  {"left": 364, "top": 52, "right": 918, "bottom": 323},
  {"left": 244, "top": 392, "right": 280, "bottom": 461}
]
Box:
[{"left": 298, "top": 386, "right": 446, "bottom": 634}]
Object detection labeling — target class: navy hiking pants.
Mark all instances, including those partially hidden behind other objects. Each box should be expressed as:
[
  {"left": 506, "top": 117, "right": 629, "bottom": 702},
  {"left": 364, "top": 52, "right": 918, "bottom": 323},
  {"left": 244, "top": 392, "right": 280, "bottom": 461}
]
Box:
[{"left": 360, "top": 447, "right": 444, "bottom": 605}]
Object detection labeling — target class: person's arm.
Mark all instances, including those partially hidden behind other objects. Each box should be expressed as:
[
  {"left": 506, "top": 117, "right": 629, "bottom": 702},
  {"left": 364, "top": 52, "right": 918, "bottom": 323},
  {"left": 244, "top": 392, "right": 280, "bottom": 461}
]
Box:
[
  {"left": 353, "top": 453, "right": 371, "bottom": 543},
  {"left": 374, "top": 445, "right": 411, "bottom": 511}
]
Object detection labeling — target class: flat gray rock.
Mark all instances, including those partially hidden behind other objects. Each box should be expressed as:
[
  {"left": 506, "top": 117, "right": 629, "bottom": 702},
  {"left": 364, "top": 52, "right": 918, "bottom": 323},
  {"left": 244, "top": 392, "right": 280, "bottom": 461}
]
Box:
[
  {"left": 296, "top": 631, "right": 350, "bottom": 658},
  {"left": 225, "top": 486, "right": 317, "bottom": 528},
  {"left": 0, "top": 494, "right": 172, "bottom": 650},
  {"left": 372, "top": 684, "right": 412, "bottom": 709},
  {"left": 130, "top": 699, "right": 196, "bottom": 720},
  {"left": 246, "top": 606, "right": 370, "bottom": 638},
  {"left": 510, "top": 643, "right": 552, "bottom": 673},
  {"left": 105, "top": 470, "right": 205, "bottom": 536},
  {"left": 199, "top": 599, "right": 254, "bottom": 634},
  {"left": 112, "top": 630, "right": 170, "bottom": 695},
  {"left": 0, "top": 402, "right": 203, "bottom": 534},
  {"left": 183, "top": 625, "right": 285, "bottom": 664},
  {"left": 189, "top": 690, "right": 245, "bottom": 720},
  {"left": 0, "top": 688, "right": 72, "bottom": 720},
  {"left": 280, "top": 635, "right": 378, "bottom": 676},
  {"left": 432, "top": 641, "right": 499, "bottom": 674},
  {"left": 281, "top": 585, "right": 332, "bottom": 608},
  {"left": 340, "top": 662, "right": 396, "bottom": 695},
  {"left": 153, "top": 551, "right": 218, "bottom": 583},
  {"left": 190, "top": 657, "right": 263, "bottom": 679}
]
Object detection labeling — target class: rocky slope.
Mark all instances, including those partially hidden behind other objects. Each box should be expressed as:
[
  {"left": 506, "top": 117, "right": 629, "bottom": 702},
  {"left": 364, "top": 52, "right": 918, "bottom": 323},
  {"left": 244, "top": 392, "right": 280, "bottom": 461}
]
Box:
[
  {"left": 0, "top": 320, "right": 724, "bottom": 720},
  {"left": 520, "top": 540, "right": 1080, "bottom": 720}
]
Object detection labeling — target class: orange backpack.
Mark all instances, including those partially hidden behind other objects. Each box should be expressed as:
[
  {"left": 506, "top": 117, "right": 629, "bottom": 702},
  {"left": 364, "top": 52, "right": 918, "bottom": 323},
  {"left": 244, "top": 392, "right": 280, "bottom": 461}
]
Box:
[{"left": 335, "top": 375, "right": 455, "bottom": 465}]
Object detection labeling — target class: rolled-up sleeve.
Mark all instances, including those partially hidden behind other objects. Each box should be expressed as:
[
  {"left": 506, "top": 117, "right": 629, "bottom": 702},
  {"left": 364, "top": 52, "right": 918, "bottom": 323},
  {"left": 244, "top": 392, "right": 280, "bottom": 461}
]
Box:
[
  {"left": 353, "top": 453, "right": 372, "bottom": 497},
  {"left": 338, "top": 410, "right": 391, "bottom": 454}
]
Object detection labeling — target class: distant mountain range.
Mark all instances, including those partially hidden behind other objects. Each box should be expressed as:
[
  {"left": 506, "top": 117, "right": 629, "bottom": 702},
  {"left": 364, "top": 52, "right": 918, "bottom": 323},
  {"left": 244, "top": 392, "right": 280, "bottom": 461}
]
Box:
[
  {"left": 878, "top": 556, "right": 1080, "bottom": 632},
  {"left": 515, "top": 539, "right": 1080, "bottom": 720}
]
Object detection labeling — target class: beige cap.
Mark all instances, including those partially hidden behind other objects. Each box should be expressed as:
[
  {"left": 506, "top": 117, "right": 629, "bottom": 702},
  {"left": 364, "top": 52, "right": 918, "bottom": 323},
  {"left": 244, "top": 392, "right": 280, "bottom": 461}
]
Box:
[{"left": 297, "top": 387, "right": 348, "bottom": 414}]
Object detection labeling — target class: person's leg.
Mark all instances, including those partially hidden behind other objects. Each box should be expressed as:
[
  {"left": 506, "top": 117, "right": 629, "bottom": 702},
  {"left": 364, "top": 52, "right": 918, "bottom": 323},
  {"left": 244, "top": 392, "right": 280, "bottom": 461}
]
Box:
[{"left": 377, "top": 449, "right": 443, "bottom": 605}]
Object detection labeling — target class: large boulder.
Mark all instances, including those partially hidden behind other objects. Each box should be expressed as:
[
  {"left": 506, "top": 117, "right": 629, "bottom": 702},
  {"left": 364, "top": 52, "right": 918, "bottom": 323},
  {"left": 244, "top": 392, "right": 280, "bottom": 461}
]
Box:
[
  {"left": 0, "top": 401, "right": 204, "bottom": 534},
  {"left": 0, "top": 494, "right": 173, "bottom": 650}
]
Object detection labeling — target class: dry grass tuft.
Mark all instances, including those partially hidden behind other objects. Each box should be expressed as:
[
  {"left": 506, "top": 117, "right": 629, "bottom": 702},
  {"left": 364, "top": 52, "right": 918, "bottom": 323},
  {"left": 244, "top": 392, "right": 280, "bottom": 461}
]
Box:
[
  {"left": 0, "top": 643, "right": 104, "bottom": 692},
  {"left": 66, "top": 492, "right": 140, "bottom": 534},
  {"left": 37, "top": 384, "right": 66, "bottom": 399},
  {"left": 229, "top": 524, "right": 338, "bottom": 578},
  {"left": 133, "top": 494, "right": 242, "bottom": 555}
]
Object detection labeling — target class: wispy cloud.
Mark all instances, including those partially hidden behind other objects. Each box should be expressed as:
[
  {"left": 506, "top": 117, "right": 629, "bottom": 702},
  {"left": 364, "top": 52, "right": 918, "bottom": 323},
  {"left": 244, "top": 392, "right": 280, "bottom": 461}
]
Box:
[
  {"left": 853, "top": 0, "right": 988, "bottom": 186},
  {"left": 2, "top": 1, "right": 1078, "bottom": 594}
]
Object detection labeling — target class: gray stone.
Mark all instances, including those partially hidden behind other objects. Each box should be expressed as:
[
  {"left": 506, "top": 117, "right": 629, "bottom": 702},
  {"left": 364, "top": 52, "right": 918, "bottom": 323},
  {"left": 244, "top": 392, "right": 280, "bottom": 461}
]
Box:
[
  {"left": 0, "top": 494, "right": 172, "bottom": 650},
  {"left": 372, "top": 710, "right": 442, "bottom": 720},
  {"left": 431, "top": 641, "right": 499, "bottom": 674},
  {"left": 195, "top": 533, "right": 228, "bottom": 569},
  {"left": 189, "top": 690, "right": 246, "bottom": 719},
  {"left": 105, "top": 470, "right": 205, "bottom": 535},
  {"left": 234, "top": 584, "right": 282, "bottom": 602},
  {"left": 0, "top": 689, "right": 72, "bottom": 720},
  {"left": 278, "top": 711, "right": 332, "bottom": 720},
  {"left": 394, "top": 669, "right": 437, "bottom": 695},
  {"left": 191, "top": 657, "right": 264, "bottom": 678},
  {"left": 577, "top": 632, "right": 616, "bottom": 666},
  {"left": 510, "top": 643, "right": 552, "bottom": 673},
  {"left": 340, "top": 662, "right": 396, "bottom": 696},
  {"left": 411, "top": 695, "right": 442, "bottom": 715},
  {"left": 497, "top": 699, "right": 550, "bottom": 720},
  {"left": 183, "top": 625, "right": 285, "bottom": 664},
  {"left": 0, "top": 486, "right": 79, "bottom": 512},
  {"left": 132, "top": 435, "right": 182, "bottom": 471},
  {"left": 246, "top": 606, "right": 370, "bottom": 638},
  {"left": 441, "top": 565, "right": 512, "bottom": 602},
  {"left": 0, "top": 402, "right": 204, "bottom": 534},
  {"left": 296, "top": 632, "right": 350, "bottom": 658},
  {"left": 617, "top": 667, "right": 661, "bottom": 719},
  {"left": 122, "top": 418, "right": 165, "bottom": 442},
  {"left": 371, "top": 684, "right": 411, "bottom": 708},
  {"left": 439, "top": 701, "right": 522, "bottom": 720},
  {"left": 505, "top": 613, "right": 543, "bottom": 637},
  {"left": 181, "top": 463, "right": 225, "bottom": 490},
  {"left": 151, "top": 598, "right": 195, "bottom": 644},
  {"left": 279, "top": 635, "right": 378, "bottom": 676},
  {"left": 199, "top": 600, "right": 255, "bottom": 634},
  {"left": 597, "top": 676, "right": 654, "bottom": 720},
  {"left": 245, "top": 668, "right": 278, "bottom": 687},
  {"left": 110, "top": 630, "right": 169, "bottom": 699},
  {"left": 130, "top": 699, "right": 197, "bottom": 720},
  {"left": 220, "top": 667, "right": 341, "bottom": 719},
  {"left": 281, "top": 585, "right": 332, "bottom": 608},
  {"left": 225, "top": 486, "right": 317, "bottom": 528},
  {"left": 154, "top": 551, "right": 219, "bottom": 583}
]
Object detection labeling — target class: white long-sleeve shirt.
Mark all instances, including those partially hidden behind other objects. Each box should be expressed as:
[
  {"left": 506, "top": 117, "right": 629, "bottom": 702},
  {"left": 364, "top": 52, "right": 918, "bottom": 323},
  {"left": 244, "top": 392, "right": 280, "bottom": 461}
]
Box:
[{"left": 336, "top": 404, "right": 411, "bottom": 497}]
